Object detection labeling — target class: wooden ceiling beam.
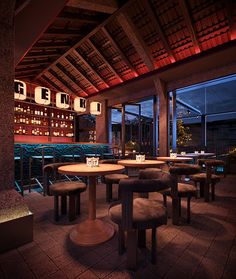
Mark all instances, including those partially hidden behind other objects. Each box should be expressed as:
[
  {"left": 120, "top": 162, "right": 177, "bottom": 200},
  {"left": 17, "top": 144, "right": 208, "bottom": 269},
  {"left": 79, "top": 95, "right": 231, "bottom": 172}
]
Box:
[
  {"left": 26, "top": 52, "right": 59, "bottom": 58},
  {"left": 33, "top": 41, "right": 71, "bottom": 49},
  {"left": 72, "top": 48, "right": 109, "bottom": 87},
  {"left": 39, "top": 75, "right": 62, "bottom": 91},
  {"left": 54, "top": 63, "right": 88, "bottom": 95},
  {"left": 144, "top": 0, "right": 176, "bottom": 63},
  {"left": 64, "top": 57, "right": 99, "bottom": 92},
  {"left": 58, "top": 11, "right": 102, "bottom": 24},
  {"left": 88, "top": 38, "right": 123, "bottom": 82},
  {"left": 45, "top": 28, "right": 83, "bottom": 36},
  {"left": 101, "top": 26, "right": 138, "bottom": 76},
  {"left": 178, "top": 0, "right": 201, "bottom": 54},
  {"left": 17, "top": 59, "right": 51, "bottom": 66},
  {"left": 117, "top": 12, "right": 155, "bottom": 71},
  {"left": 15, "top": 66, "right": 43, "bottom": 73},
  {"left": 66, "top": 0, "right": 118, "bottom": 14},
  {"left": 48, "top": 68, "right": 78, "bottom": 97}
]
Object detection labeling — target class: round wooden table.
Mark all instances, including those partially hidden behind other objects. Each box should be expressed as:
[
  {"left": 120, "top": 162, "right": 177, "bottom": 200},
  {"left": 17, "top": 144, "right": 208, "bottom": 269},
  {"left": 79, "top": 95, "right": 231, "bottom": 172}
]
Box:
[
  {"left": 118, "top": 159, "right": 165, "bottom": 168},
  {"left": 156, "top": 156, "right": 193, "bottom": 163},
  {"left": 58, "top": 163, "right": 125, "bottom": 246}
]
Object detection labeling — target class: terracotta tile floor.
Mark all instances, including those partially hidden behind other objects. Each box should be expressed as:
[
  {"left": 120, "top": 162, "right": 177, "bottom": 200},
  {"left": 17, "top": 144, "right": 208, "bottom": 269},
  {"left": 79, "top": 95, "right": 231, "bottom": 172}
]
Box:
[{"left": 0, "top": 175, "right": 235, "bottom": 279}]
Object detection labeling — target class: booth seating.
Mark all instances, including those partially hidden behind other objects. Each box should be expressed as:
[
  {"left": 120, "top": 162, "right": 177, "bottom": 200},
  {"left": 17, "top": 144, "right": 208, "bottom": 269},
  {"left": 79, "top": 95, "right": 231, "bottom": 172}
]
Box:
[
  {"left": 29, "top": 146, "right": 55, "bottom": 192},
  {"left": 14, "top": 145, "right": 24, "bottom": 195},
  {"left": 43, "top": 163, "right": 86, "bottom": 221},
  {"left": 190, "top": 159, "right": 225, "bottom": 202},
  {"left": 84, "top": 145, "right": 102, "bottom": 159},
  {"left": 60, "top": 145, "right": 83, "bottom": 162},
  {"left": 108, "top": 171, "right": 173, "bottom": 269},
  {"left": 100, "top": 159, "right": 128, "bottom": 202}
]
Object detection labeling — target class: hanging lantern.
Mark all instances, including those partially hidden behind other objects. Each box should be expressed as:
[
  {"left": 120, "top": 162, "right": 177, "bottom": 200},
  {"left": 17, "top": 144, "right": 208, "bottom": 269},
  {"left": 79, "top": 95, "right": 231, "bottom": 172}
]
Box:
[
  {"left": 14, "top": 80, "right": 27, "bottom": 100},
  {"left": 90, "top": 101, "right": 101, "bottom": 115},
  {"left": 74, "top": 97, "right": 86, "bottom": 112},
  {"left": 56, "top": 92, "right": 70, "bottom": 109},
  {"left": 35, "top": 86, "right": 51, "bottom": 105}
]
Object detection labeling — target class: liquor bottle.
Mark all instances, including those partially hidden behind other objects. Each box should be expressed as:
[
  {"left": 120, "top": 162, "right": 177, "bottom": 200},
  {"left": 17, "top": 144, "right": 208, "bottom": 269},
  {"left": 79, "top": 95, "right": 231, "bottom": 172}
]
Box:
[
  {"left": 44, "top": 108, "right": 47, "bottom": 116},
  {"left": 27, "top": 106, "right": 30, "bottom": 114}
]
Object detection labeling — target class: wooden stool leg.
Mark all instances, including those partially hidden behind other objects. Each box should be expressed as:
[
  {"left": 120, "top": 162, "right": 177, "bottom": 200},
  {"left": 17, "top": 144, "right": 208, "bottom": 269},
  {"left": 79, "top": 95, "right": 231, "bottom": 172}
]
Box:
[
  {"left": 204, "top": 182, "right": 210, "bottom": 202},
  {"left": 151, "top": 228, "right": 157, "bottom": 264},
  {"left": 127, "top": 230, "right": 137, "bottom": 270},
  {"left": 211, "top": 183, "right": 215, "bottom": 201},
  {"left": 179, "top": 197, "right": 181, "bottom": 216},
  {"left": 54, "top": 195, "right": 59, "bottom": 221},
  {"left": 61, "top": 195, "right": 67, "bottom": 215},
  {"left": 138, "top": 229, "right": 146, "bottom": 248},
  {"left": 118, "top": 225, "right": 125, "bottom": 255},
  {"left": 69, "top": 195, "right": 76, "bottom": 221},
  {"left": 163, "top": 194, "right": 167, "bottom": 207},
  {"left": 106, "top": 183, "right": 112, "bottom": 202},
  {"left": 200, "top": 182, "right": 204, "bottom": 197},
  {"left": 76, "top": 193, "right": 81, "bottom": 215},
  {"left": 187, "top": 196, "right": 191, "bottom": 223}
]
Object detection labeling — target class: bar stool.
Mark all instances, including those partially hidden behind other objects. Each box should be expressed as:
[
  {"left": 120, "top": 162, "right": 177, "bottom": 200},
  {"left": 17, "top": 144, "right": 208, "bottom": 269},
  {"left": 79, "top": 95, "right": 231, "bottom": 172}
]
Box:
[
  {"left": 61, "top": 145, "right": 83, "bottom": 162},
  {"left": 43, "top": 162, "right": 86, "bottom": 221},
  {"left": 29, "top": 146, "right": 55, "bottom": 192},
  {"left": 190, "top": 159, "right": 225, "bottom": 202},
  {"left": 14, "top": 145, "right": 24, "bottom": 195}
]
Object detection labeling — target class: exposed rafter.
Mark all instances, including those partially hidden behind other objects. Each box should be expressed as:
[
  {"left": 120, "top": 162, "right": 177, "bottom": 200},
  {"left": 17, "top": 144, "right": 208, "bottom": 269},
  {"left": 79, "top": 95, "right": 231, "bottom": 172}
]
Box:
[
  {"left": 64, "top": 57, "right": 99, "bottom": 92},
  {"left": 54, "top": 64, "right": 85, "bottom": 94},
  {"left": 117, "top": 11, "right": 155, "bottom": 71},
  {"left": 144, "top": 0, "right": 176, "bottom": 63},
  {"left": 45, "top": 28, "right": 83, "bottom": 36},
  {"left": 26, "top": 51, "right": 59, "bottom": 58},
  {"left": 101, "top": 26, "right": 138, "bottom": 76},
  {"left": 34, "top": 41, "right": 71, "bottom": 49},
  {"left": 58, "top": 10, "right": 101, "bottom": 24},
  {"left": 39, "top": 75, "right": 62, "bottom": 92},
  {"left": 72, "top": 49, "right": 109, "bottom": 87},
  {"left": 66, "top": 0, "right": 118, "bottom": 14},
  {"left": 88, "top": 38, "right": 124, "bottom": 82},
  {"left": 48, "top": 68, "right": 78, "bottom": 97},
  {"left": 178, "top": 0, "right": 201, "bottom": 54},
  {"left": 15, "top": 66, "right": 43, "bottom": 73}
]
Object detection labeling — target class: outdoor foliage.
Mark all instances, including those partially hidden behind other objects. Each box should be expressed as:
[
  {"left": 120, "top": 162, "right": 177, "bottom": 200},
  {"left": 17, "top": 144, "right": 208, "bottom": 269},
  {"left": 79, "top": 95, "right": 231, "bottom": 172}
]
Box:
[{"left": 177, "top": 120, "right": 192, "bottom": 146}]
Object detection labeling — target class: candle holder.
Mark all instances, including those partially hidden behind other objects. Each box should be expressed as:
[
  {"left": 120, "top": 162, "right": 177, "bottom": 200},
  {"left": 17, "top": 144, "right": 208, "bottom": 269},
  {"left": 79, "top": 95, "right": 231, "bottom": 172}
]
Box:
[
  {"left": 194, "top": 151, "right": 199, "bottom": 154},
  {"left": 180, "top": 151, "right": 186, "bottom": 155},
  {"left": 170, "top": 153, "right": 177, "bottom": 158},
  {"left": 200, "top": 150, "right": 205, "bottom": 154},
  {"left": 86, "top": 157, "right": 99, "bottom": 167},
  {"left": 136, "top": 154, "right": 145, "bottom": 162}
]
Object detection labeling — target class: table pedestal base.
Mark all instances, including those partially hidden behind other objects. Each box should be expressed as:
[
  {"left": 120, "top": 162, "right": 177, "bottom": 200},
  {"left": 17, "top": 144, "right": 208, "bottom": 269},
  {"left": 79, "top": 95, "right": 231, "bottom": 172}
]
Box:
[{"left": 69, "top": 219, "right": 115, "bottom": 246}]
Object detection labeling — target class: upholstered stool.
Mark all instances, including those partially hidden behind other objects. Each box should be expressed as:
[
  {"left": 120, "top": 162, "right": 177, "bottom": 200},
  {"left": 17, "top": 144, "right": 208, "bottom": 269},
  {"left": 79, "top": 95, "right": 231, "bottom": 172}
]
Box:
[
  {"left": 190, "top": 159, "right": 225, "bottom": 202},
  {"left": 108, "top": 175, "right": 172, "bottom": 269},
  {"left": 163, "top": 163, "right": 200, "bottom": 224},
  {"left": 50, "top": 181, "right": 86, "bottom": 221},
  {"left": 100, "top": 159, "right": 128, "bottom": 202}
]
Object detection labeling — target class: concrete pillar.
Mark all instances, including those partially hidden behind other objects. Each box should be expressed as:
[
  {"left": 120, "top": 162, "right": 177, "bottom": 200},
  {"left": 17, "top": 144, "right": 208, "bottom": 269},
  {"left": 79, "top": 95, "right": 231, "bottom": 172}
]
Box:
[
  {"left": 0, "top": 1, "right": 15, "bottom": 190},
  {"left": 154, "top": 79, "right": 169, "bottom": 156},
  {"left": 95, "top": 100, "right": 109, "bottom": 143}
]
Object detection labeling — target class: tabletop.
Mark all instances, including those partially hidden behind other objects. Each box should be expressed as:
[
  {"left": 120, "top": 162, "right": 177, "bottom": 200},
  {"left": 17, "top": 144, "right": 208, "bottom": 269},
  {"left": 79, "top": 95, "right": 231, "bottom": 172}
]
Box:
[
  {"left": 118, "top": 159, "right": 165, "bottom": 168},
  {"left": 177, "top": 153, "right": 215, "bottom": 157},
  {"left": 58, "top": 163, "right": 125, "bottom": 176},
  {"left": 156, "top": 156, "right": 193, "bottom": 162}
]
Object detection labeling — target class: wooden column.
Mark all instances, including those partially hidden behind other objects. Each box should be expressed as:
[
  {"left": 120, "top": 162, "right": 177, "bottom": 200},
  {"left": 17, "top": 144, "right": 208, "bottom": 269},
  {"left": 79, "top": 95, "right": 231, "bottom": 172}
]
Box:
[
  {"left": 154, "top": 79, "right": 169, "bottom": 156},
  {"left": 0, "top": 1, "right": 15, "bottom": 190},
  {"left": 95, "top": 100, "right": 109, "bottom": 143}
]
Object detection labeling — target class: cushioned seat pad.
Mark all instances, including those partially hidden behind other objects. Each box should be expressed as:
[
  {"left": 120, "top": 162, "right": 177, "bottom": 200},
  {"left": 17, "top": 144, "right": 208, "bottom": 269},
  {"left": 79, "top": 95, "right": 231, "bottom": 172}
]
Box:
[
  {"left": 32, "top": 155, "right": 54, "bottom": 159},
  {"left": 50, "top": 181, "right": 86, "bottom": 195},
  {"left": 190, "top": 173, "right": 220, "bottom": 182},
  {"left": 162, "top": 183, "right": 197, "bottom": 196},
  {"left": 61, "top": 155, "right": 81, "bottom": 157},
  {"left": 104, "top": 173, "right": 129, "bottom": 184},
  {"left": 109, "top": 198, "right": 167, "bottom": 227}
]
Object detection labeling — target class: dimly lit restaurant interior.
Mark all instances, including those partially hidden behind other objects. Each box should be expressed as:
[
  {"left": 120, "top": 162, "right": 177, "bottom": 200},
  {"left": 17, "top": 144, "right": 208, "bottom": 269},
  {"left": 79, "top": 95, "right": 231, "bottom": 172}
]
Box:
[{"left": 1, "top": 0, "right": 236, "bottom": 278}]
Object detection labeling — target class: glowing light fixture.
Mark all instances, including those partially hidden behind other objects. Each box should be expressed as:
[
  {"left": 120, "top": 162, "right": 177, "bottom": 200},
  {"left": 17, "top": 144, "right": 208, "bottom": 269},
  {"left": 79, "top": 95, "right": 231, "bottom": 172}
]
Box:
[
  {"left": 74, "top": 97, "right": 86, "bottom": 112},
  {"left": 56, "top": 92, "right": 70, "bottom": 109},
  {"left": 90, "top": 101, "right": 101, "bottom": 115},
  {"left": 14, "top": 80, "right": 27, "bottom": 100},
  {"left": 35, "top": 87, "right": 51, "bottom": 105}
]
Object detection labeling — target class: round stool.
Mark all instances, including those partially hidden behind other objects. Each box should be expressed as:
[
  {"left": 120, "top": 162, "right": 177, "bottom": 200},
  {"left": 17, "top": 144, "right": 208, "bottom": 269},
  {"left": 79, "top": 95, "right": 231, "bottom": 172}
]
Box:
[{"left": 50, "top": 181, "right": 86, "bottom": 221}]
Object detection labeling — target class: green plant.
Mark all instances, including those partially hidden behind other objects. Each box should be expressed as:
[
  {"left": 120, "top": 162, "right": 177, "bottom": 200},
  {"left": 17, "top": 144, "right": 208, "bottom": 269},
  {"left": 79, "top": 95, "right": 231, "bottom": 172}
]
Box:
[
  {"left": 177, "top": 120, "right": 192, "bottom": 146},
  {"left": 125, "top": 140, "right": 139, "bottom": 151}
]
